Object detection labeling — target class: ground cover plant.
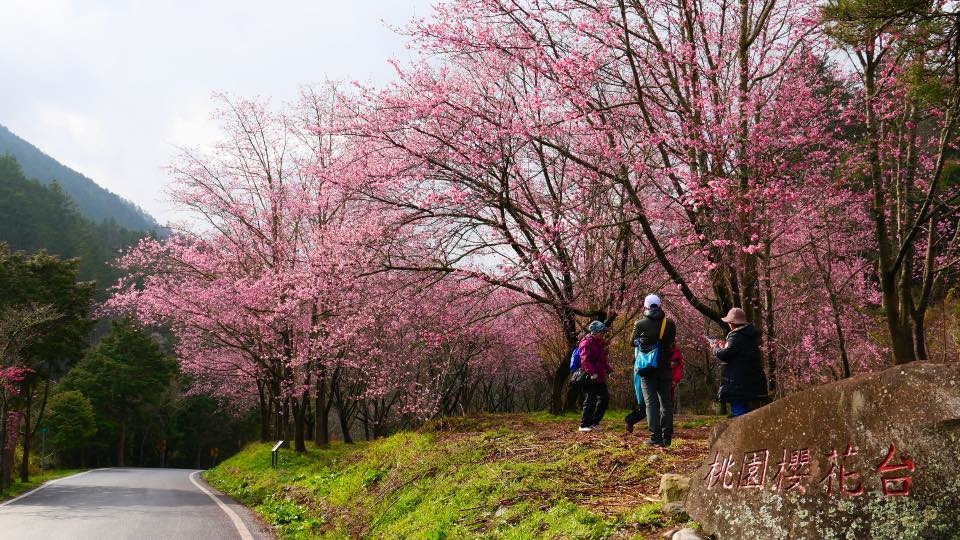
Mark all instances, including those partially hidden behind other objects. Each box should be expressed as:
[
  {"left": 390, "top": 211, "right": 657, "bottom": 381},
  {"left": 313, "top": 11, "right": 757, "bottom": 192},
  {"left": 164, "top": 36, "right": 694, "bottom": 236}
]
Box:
[{"left": 205, "top": 412, "right": 723, "bottom": 539}]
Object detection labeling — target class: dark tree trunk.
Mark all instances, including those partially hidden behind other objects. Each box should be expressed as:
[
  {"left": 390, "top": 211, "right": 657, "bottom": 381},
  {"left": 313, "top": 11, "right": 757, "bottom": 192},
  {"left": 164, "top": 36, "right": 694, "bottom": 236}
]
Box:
[
  {"left": 257, "top": 380, "right": 270, "bottom": 442},
  {"left": 315, "top": 377, "right": 329, "bottom": 446},
  {"left": 550, "top": 315, "right": 579, "bottom": 414},
  {"left": 117, "top": 418, "right": 126, "bottom": 467},
  {"left": 338, "top": 407, "right": 354, "bottom": 444},
  {"left": 912, "top": 310, "right": 929, "bottom": 362},
  {"left": 282, "top": 398, "right": 291, "bottom": 442},
  {"left": 293, "top": 392, "right": 308, "bottom": 453},
  {"left": 0, "top": 402, "right": 10, "bottom": 490},
  {"left": 19, "top": 379, "right": 31, "bottom": 482}
]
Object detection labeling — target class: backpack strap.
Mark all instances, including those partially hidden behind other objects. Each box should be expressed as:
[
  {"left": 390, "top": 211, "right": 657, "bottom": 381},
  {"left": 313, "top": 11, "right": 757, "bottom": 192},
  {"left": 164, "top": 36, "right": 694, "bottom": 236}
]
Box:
[{"left": 658, "top": 317, "right": 667, "bottom": 340}]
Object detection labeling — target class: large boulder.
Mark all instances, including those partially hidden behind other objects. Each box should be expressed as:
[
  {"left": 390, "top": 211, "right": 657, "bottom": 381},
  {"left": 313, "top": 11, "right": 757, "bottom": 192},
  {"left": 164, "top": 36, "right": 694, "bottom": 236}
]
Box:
[{"left": 686, "top": 362, "right": 960, "bottom": 539}]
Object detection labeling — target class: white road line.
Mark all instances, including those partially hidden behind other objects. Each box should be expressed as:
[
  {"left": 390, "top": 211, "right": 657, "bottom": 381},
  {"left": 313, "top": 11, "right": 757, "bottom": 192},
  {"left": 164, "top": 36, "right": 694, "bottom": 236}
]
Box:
[
  {"left": 0, "top": 468, "right": 103, "bottom": 508},
  {"left": 189, "top": 471, "right": 254, "bottom": 540}
]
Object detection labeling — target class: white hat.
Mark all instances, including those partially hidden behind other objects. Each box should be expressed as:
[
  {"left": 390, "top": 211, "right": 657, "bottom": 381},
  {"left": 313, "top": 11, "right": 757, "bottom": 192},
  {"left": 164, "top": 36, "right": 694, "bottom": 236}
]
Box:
[{"left": 644, "top": 294, "right": 661, "bottom": 308}]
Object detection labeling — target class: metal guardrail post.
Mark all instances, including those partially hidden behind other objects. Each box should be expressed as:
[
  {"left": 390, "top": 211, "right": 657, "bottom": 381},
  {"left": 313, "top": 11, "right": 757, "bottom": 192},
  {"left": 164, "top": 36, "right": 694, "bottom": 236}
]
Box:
[{"left": 271, "top": 440, "right": 284, "bottom": 469}]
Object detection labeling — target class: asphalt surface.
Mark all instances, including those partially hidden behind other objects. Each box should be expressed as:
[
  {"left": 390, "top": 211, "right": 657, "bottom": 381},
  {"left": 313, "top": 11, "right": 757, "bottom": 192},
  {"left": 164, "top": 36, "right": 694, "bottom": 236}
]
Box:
[{"left": 0, "top": 468, "right": 273, "bottom": 540}]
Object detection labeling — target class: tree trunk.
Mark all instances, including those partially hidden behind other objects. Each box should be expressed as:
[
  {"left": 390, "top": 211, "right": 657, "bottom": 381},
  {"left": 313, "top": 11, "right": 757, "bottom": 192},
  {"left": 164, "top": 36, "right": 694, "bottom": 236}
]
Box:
[
  {"left": 283, "top": 397, "right": 291, "bottom": 442},
  {"left": 19, "top": 379, "right": 31, "bottom": 482},
  {"left": 550, "top": 315, "right": 579, "bottom": 414},
  {"left": 762, "top": 242, "right": 776, "bottom": 395},
  {"left": 293, "top": 392, "right": 307, "bottom": 453},
  {"left": 0, "top": 401, "right": 8, "bottom": 490},
  {"left": 315, "top": 377, "right": 329, "bottom": 446},
  {"left": 273, "top": 394, "right": 283, "bottom": 442},
  {"left": 117, "top": 417, "right": 126, "bottom": 467},
  {"left": 912, "top": 310, "right": 929, "bottom": 362},
  {"left": 338, "top": 407, "right": 354, "bottom": 444},
  {"left": 257, "top": 380, "right": 270, "bottom": 442},
  {"left": 885, "top": 304, "right": 915, "bottom": 365},
  {"left": 550, "top": 361, "right": 570, "bottom": 415}
]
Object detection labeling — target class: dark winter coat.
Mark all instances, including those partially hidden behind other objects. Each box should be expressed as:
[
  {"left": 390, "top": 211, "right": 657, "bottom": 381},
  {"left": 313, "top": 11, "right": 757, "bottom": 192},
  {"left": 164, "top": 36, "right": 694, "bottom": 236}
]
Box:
[
  {"left": 632, "top": 307, "right": 676, "bottom": 379},
  {"left": 714, "top": 324, "right": 767, "bottom": 401},
  {"left": 578, "top": 334, "right": 612, "bottom": 383}
]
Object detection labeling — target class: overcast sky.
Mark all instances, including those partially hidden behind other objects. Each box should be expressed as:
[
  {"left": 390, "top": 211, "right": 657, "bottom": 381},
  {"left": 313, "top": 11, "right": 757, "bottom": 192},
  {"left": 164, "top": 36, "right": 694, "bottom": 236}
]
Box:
[{"left": 0, "top": 0, "right": 431, "bottom": 224}]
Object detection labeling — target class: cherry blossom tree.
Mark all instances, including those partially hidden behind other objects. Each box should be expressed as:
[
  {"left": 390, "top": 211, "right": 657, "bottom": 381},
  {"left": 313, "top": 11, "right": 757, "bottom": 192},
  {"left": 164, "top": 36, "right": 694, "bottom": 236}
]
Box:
[{"left": 825, "top": 0, "right": 960, "bottom": 363}]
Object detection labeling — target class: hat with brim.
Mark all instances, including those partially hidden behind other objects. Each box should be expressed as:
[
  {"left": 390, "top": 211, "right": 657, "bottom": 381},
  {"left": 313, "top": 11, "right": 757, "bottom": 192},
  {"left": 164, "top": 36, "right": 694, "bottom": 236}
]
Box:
[{"left": 721, "top": 307, "right": 748, "bottom": 325}]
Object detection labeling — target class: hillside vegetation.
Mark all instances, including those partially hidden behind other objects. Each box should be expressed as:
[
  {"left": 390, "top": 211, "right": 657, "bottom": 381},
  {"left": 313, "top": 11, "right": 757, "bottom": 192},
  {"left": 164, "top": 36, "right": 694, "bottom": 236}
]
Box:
[
  {"left": 0, "top": 154, "right": 146, "bottom": 294},
  {"left": 0, "top": 124, "right": 157, "bottom": 230},
  {"left": 205, "top": 412, "right": 722, "bottom": 539}
]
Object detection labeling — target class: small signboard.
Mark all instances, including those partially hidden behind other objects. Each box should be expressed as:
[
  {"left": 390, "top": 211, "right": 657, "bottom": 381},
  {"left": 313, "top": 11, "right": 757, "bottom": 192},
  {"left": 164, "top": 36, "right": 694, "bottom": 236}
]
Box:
[
  {"left": 38, "top": 427, "right": 49, "bottom": 434},
  {"left": 270, "top": 440, "right": 285, "bottom": 469}
]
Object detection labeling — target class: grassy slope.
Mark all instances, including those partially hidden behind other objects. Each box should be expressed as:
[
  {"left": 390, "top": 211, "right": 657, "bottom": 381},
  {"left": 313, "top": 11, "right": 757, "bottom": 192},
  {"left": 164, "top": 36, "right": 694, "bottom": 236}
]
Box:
[{"left": 205, "top": 411, "right": 723, "bottom": 539}]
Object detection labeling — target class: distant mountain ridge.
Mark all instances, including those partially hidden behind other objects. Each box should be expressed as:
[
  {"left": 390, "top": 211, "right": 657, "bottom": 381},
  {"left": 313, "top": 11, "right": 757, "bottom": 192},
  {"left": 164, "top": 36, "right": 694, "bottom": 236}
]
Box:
[{"left": 0, "top": 123, "right": 158, "bottom": 231}]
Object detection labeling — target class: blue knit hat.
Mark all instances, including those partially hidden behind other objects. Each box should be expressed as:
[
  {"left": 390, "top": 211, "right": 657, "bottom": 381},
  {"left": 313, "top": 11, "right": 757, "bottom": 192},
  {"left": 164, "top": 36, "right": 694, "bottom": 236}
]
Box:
[{"left": 588, "top": 320, "right": 607, "bottom": 334}]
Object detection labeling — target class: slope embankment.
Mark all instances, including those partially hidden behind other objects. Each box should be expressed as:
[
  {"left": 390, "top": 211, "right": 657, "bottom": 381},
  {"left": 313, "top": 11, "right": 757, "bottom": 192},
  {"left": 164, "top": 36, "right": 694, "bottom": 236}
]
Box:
[{"left": 205, "top": 412, "right": 722, "bottom": 539}]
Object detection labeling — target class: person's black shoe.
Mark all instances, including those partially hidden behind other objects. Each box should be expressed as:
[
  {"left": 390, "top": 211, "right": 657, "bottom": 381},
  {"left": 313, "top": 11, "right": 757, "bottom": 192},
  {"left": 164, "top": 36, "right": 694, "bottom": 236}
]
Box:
[
  {"left": 625, "top": 420, "right": 634, "bottom": 433},
  {"left": 644, "top": 438, "right": 664, "bottom": 447},
  {"left": 662, "top": 439, "right": 672, "bottom": 448}
]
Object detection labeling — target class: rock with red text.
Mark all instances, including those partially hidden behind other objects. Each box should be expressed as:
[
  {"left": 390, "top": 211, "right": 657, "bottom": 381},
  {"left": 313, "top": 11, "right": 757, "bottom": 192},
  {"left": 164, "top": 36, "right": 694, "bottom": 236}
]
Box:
[{"left": 686, "top": 362, "right": 960, "bottom": 539}]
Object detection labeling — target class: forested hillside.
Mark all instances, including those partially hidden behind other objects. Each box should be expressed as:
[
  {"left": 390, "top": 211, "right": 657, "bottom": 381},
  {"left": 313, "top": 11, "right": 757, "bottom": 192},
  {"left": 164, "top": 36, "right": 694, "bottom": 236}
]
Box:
[
  {"left": 0, "top": 124, "right": 157, "bottom": 231},
  {"left": 0, "top": 154, "right": 146, "bottom": 295}
]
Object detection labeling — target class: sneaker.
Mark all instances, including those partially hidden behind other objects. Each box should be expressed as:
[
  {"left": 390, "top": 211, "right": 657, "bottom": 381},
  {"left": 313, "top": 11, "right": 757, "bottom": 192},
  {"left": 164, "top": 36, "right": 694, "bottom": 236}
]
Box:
[
  {"left": 589, "top": 424, "right": 602, "bottom": 431},
  {"left": 578, "top": 426, "right": 592, "bottom": 432}
]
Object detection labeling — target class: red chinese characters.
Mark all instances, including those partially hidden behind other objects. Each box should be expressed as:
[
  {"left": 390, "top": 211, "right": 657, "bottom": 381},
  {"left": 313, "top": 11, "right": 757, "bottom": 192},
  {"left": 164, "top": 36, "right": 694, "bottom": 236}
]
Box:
[
  {"left": 704, "top": 442, "right": 917, "bottom": 498},
  {"left": 820, "top": 444, "right": 864, "bottom": 497},
  {"left": 705, "top": 452, "right": 738, "bottom": 490},
  {"left": 876, "top": 443, "right": 916, "bottom": 497},
  {"left": 739, "top": 450, "right": 769, "bottom": 489},
  {"left": 773, "top": 448, "right": 811, "bottom": 493}
]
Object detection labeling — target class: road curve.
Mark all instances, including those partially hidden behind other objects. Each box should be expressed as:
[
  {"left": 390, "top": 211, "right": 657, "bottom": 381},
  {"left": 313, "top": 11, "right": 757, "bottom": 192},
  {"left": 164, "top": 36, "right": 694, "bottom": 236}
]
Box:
[{"left": 0, "top": 468, "right": 272, "bottom": 540}]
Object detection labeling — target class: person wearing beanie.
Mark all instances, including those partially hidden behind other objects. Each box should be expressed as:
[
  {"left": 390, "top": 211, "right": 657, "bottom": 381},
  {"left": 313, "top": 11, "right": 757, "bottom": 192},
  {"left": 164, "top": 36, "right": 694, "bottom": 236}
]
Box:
[
  {"left": 577, "top": 320, "right": 612, "bottom": 432},
  {"left": 631, "top": 294, "right": 677, "bottom": 447},
  {"left": 713, "top": 307, "right": 767, "bottom": 417}
]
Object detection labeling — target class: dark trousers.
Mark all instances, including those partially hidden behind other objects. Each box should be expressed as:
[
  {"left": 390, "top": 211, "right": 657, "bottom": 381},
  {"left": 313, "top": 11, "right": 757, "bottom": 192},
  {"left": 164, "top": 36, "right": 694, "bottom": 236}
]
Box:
[
  {"left": 640, "top": 375, "right": 673, "bottom": 443},
  {"left": 580, "top": 380, "right": 609, "bottom": 427}
]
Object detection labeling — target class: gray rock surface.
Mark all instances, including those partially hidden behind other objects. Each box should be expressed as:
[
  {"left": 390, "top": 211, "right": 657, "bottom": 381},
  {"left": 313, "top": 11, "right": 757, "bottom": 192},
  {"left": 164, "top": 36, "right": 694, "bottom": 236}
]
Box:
[{"left": 685, "top": 362, "right": 960, "bottom": 539}]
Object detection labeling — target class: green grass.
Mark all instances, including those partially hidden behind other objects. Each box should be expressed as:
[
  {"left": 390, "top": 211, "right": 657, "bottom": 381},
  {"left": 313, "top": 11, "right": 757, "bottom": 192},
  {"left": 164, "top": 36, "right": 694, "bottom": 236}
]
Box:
[
  {"left": 0, "top": 468, "right": 86, "bottom": 502},
  {"left": 205, "top": 413, "right": 724, "bottom": 539},
  {"left": 675, "top": 417, "right": 717, "bottom": 429}
]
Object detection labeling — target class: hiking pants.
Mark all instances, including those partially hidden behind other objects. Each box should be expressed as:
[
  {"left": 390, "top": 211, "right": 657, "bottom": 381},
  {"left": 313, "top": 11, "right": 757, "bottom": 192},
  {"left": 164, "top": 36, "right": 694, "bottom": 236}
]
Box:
[
  {"left": 641, "top": 375, "right": 673, "bottom": 443},
  {"left": 580, "top": 380, "right": 609, "bottom": 427}
]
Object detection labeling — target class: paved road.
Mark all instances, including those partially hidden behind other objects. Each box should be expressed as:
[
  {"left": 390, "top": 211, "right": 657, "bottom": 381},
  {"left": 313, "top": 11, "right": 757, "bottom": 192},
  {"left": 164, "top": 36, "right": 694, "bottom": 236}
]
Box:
[{"left": 0, "top": 468, "right": 273, "bottom": 540}]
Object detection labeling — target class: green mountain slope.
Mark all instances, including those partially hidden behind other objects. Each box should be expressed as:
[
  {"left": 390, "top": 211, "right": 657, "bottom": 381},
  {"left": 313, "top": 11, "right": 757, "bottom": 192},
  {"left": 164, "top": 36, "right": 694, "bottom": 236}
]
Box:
[
  {"left": 0, "top": 123, "right": 157, "bottom": 231},
  {"left": 0, "top": 154, "right": 147, "bottom": 295}
]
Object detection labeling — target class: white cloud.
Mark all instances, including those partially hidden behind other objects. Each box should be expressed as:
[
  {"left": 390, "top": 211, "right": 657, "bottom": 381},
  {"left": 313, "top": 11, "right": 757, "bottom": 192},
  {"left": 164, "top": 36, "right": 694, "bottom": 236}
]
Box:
[
  {"left": 0, "top": 1, "right": 432, "bottom": 224},
  {"left": 36, "top": 105, "right": 106, "bottom": 154}
]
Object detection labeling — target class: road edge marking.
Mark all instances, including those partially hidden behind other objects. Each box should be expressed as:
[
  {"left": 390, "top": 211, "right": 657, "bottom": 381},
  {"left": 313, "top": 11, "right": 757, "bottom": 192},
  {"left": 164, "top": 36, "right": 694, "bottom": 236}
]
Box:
[
  {"left": 189, "top": 471, "right": 255, "bottom": 540},
  {"left": 0, "top": 468, "right": 104, "bottom": 508}
]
